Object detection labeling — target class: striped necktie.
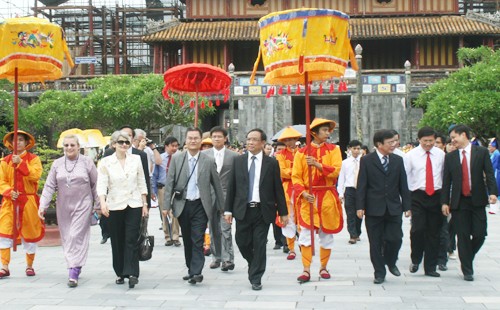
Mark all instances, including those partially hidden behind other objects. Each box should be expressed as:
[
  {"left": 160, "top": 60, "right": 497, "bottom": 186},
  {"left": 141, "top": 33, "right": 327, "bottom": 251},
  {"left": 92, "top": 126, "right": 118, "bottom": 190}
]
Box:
[{"left": 382, "top": 155, "right": 389, "bottom": 172}]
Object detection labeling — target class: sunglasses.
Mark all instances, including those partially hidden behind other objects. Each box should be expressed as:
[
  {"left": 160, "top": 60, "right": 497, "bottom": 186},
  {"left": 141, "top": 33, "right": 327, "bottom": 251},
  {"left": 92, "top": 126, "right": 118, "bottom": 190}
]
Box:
[
  {"left": 116, "top": 140, "right": 131, "bottom": 145},
  {"left": 63, "top": 144, "right": 77, "bottom": 147}
]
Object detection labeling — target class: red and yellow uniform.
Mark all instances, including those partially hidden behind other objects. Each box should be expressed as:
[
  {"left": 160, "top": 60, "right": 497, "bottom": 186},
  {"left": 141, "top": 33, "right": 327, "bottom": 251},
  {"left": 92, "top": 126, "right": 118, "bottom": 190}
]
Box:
[
  {"left": 0, "top": 130, "right": 43, "bottom": 278},
  {"left": 276, "top": 147, "right": 298, "bottom": 248},
  {"left": 291, "top": 118, "right": 343, "bottom": 282}
]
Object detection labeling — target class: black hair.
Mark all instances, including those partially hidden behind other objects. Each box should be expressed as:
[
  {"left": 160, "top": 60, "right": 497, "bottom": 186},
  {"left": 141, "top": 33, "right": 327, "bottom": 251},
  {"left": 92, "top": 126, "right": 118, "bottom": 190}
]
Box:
[
  {"left": 449, "top": 124, "right": 471, "bottom": 140},
  {"left": 348, "top": 140, "right": 362, "bottom": 148},
  {"left": 186, "top": 127, "right": 203, "bottom": 138},
  {"left": 436, "top": 133, "right": 446, "bottom": 144},
  {"left": 247, "top": 128, "right": 267, "bottom": 141},
  {"left": 417, "top": 126, "right": 437, "bottom": 139},
  {"left": 119, "top": 125, "right": 135, "bottom": 138},
  {"left": 276, "top": 141, "right": 286, "bottom": 147},
  {"left": 210, "top": 126, "right": 228, "bottom": 137},
  {"left": 373, "top": 129, "right": 395, "bottom": 147},
  {"left": 164, "top": 136, "right": 178, "bottom": 146},
  {"left": 9, "top": 133, "right": 30, "bottom": 144},
  {"left": 361, "top": 145, "right": 370, "bottom": 154}
]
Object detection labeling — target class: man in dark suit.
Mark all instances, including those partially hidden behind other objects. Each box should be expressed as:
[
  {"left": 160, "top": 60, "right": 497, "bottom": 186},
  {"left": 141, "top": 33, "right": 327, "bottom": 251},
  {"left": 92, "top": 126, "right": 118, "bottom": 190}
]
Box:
[
  {"left": 356, "top": 129, "right": 411, "bottom": 284},
  {"left": 100, "top": 125, "right": 151, "bottom": 244},
  {"left": 441, "top": 124, "right": 497, "bottom": 281},
  {"left": 203, "top": 126, "right": 239, "bottom": 271},
  {"left": 224, "top": 128, "right": 288, "bottom": 291},
  {"left": 163, "top": 127, "right": 224, "bottom": 284}
]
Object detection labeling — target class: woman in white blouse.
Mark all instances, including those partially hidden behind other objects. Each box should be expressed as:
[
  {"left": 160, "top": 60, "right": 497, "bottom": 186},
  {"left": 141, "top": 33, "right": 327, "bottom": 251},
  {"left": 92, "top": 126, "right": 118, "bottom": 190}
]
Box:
[{"left": 97, "top": 130, "right": 148, "bottom": 289}]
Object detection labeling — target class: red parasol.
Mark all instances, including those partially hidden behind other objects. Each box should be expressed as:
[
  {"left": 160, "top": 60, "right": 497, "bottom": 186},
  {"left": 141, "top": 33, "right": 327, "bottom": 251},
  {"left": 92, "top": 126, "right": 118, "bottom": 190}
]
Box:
[{"left": 162, "top": 63, "right": 231, "bottom": 127}]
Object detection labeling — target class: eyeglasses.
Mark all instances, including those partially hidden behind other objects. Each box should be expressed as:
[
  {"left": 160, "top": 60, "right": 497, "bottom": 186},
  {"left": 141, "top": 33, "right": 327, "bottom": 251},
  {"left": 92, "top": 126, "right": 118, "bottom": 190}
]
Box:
[
  {"left": 63, "top": 144, "right": 77, "bottom": 147},
  {"left": 116, "top": 140, "right": 131, "bottom": 145},
  {"left": 385, "top": 140, "right": 398, "bottom": 146},
  {"left": 246, "top": 137, "right": 262, "bottom": 142}
]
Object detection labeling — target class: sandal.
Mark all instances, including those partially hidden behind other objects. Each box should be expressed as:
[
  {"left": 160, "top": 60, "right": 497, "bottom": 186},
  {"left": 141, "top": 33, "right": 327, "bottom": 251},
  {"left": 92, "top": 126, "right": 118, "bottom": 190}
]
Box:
[
  {"left": 0, "top": 268, "right": 10, "bottom": 279},
  {"left": 297, "top": 270, "right": 310, "bottom": 283},
  {"left": 25, "top": 267, "right": 36, "bottom": 277},
  {"left": 319, "top": 268, "right": 331, "bottom": 279},
  {"left": 287, "top": 252, "right": 296, "bottom": 260}
]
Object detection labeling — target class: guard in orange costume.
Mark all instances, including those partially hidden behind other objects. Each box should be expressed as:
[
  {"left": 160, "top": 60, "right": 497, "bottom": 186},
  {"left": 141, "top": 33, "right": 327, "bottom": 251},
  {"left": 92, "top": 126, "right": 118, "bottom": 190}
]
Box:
[
  {"left": 292, "top": 118, "right": 343, "bottom": 283},
  {"left": 275, "top": 127, "right": 302, "bottom": 261},
  {"left": 0, "top": 130, "right": 43, "bottom": 279}
]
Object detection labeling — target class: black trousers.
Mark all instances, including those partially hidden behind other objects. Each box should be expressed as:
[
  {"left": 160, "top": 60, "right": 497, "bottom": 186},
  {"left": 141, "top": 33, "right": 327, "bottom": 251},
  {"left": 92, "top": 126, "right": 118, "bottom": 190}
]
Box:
[
  {"left": 345, "top": 187, "right": 362, "bottom": 238},
  {"left": 409, "top": 190, "right": 443, "bottom": 272},
  {"left": 178, "top": 199, "right": 208, "bottom": 276},
  {"left": 272, "top": 222, "right": 285, "bottom": 246},
  {"left": 452, "top": 196, "right": 487, "bottom": 276},
  {"left": 100, "top": 214, "right": 110, "bottom": 239},
  {"left": 436, "top": 216, "right": 450, "bottom": 265},
  {"left": 365, "top": 210, "right": 403, "bottom": 279},
  {"left": 235, "top": 206, "right": 269, "bottom": 285},
  {"left": 108, "top": 206, "right": 142, "bottom": 278}
]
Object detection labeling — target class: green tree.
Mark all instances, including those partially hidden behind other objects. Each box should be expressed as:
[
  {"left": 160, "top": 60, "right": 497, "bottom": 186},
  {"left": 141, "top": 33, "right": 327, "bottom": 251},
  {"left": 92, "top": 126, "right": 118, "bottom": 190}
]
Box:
[
  {"left": 415, "top": 47, "right": 500, "bottom": 142},
  {"left": 0, "top": 79, "right": 14, "bottom": 141}
]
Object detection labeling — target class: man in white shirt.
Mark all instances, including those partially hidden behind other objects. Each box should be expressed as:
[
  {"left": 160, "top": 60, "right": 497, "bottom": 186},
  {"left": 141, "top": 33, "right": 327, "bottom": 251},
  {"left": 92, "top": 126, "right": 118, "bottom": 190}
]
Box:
[
  {"left": 404, "top": 127, "right": 445, "bottom": 277},
  {"left": 337, "top": 140, "right": 363, "bottom": 244}
]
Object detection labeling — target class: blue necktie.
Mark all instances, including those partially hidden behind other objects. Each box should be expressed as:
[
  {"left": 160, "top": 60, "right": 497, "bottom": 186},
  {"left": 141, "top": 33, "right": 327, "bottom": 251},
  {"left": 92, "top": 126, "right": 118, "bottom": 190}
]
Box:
[
  {"left": 187, "top": 157, "right": 197, "bottom": 199},
  {"left": 248, "top": 156, "right": 256, "bottom": 202},
  {"left": 382, "top": 155, "right": 389, "bottom": 173}
]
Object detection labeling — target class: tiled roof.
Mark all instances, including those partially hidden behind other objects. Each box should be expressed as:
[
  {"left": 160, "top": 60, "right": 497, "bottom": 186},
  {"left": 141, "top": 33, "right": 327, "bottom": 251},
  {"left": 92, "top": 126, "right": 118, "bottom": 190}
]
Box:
[{"left": 143, "top": 16, "right": 500, "bottom": 43}]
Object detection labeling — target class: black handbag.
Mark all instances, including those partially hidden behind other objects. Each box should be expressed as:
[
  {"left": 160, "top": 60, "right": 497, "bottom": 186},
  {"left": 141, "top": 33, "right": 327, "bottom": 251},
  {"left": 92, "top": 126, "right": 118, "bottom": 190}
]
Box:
[{"left": 137, "top": 216, "right": 154, "bottom": 261}]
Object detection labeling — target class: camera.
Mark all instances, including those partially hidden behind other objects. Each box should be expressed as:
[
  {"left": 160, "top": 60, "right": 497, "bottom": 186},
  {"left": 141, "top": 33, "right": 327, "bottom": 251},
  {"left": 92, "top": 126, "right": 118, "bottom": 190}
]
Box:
[
  {"left": 145, "top": 138, "right": 153, "bottom": 146},
  {"left": 170, "top": 188, "right": 184, "bottom": 205}
]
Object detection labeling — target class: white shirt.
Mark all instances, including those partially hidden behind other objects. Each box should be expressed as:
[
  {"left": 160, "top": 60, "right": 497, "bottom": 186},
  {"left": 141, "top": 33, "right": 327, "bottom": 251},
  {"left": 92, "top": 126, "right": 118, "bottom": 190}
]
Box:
[
  {"left": 97, "top": 153, "right": 148, "bottom": 211},
  {"left": 376, "top": 149, "right": 388, "bottom": 164},
  {"left": 186, "top": 152, "right": 200, "bottom": 200},
  {"left": 213, "top": 147, "right": 225, "bottom": 173},
  {"left": 337, "top": 156, "right": 361, "bottom": 198},
  {"left": 404, "top": 145, "right": 445, "bottom": 192},
  {"left": 248, "top": 151, "right": 263, "bottom": 203},
  {"left": 459, "top": 143, "right": 472, "bottom": 190},
  {"left": 144, "top": 147, "right": 154, "bottom": 174}
]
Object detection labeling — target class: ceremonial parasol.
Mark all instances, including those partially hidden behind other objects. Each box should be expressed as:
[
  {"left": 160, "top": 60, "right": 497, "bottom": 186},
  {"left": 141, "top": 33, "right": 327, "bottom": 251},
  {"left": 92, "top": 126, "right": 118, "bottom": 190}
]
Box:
[
  {"left": 250, "top": 8, "right": 358, "bottom": 253},
  {"left": 56, "top": 128, "right": 88, "bottom": 148},
  {"left": 0, "top": 17, "right": 74, "bottom": 250},
  {"left": 162, "top": 63, "right": 231, "bottom": 127}
]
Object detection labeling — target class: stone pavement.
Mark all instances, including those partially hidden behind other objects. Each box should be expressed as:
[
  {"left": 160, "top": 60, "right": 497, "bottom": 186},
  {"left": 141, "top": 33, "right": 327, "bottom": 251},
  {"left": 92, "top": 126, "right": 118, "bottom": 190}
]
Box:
[{"left": 1, "top": 207, "right": 500, "bottom": 309}]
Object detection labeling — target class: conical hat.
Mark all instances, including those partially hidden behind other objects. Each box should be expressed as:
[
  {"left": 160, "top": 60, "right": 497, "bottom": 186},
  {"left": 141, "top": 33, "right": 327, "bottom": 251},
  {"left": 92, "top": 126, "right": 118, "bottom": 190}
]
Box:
[
  {"left": 310, "top": 118, "right": 336, "bottom": 132},
  {"left": 201, "top": 138, "right": 213, "bottom": 146},
  {"left": 3, "top": 130, "right": 36, "bottom": 151},
  {"left": 278, "top": 126, "right": 302, "bottom": 141}
]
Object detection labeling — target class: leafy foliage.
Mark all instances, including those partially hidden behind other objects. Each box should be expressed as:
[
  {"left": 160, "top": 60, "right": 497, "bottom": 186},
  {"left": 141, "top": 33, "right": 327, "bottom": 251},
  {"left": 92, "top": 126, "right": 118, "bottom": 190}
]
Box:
[
  {"left": 415, "top": 48, "right": 500, "bottom": 142},
  {"left": 0, "top": 80, "right": 14, "bottom": 142}
]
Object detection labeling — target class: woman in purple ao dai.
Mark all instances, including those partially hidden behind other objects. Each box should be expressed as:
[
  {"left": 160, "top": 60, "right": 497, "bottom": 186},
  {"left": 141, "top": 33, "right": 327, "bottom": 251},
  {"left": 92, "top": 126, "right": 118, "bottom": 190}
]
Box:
[{"left": 38, "top": 134, "right": 100, "bottom": 287}]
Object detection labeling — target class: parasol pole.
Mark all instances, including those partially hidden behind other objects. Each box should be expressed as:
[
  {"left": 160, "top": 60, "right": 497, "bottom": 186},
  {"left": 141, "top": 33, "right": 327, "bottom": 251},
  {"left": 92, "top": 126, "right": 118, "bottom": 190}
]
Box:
[
  {"left": 13, "top": 67, "right": 19, "bottom": 252},
  {"left": 194, "top": 86, "right": 199, "bottom": 128},
  {"left": 304, "top": 71, "right": 315, "bottom": 255}
]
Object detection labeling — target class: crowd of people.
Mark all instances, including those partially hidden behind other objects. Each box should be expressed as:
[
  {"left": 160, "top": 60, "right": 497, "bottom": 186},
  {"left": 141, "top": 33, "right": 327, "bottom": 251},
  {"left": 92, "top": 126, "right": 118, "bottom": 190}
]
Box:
[{"left": 0, "top": 121, "right": 498, "bottom": 291}]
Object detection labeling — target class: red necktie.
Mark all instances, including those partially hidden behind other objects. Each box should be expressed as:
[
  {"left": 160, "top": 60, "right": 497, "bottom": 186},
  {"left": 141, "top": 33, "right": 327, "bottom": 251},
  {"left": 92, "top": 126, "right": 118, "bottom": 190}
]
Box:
[
  {"left": 166, "top": 155, "right": 171, "bottom": 174},
  {"left": 425, "top": 151, "right": 435, "bottom": 196},
  {"left": 462, "top": 150, "right": 471, "bottom": 196}
]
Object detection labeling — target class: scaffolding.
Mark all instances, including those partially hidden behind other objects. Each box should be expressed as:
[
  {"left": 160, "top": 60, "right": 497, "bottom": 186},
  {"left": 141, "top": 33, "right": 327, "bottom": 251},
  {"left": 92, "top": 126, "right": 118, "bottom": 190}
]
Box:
[{"left": 31, "top": 0, "right": 185, "bottom": 75}]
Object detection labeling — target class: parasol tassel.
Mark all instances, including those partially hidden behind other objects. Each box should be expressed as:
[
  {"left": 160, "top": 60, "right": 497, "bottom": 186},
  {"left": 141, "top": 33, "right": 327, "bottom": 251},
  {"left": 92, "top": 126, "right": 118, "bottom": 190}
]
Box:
[
  {"left": 278, "top": 86, "right": 283, "bottom": 95},
  {"left": 329, "top": 82, "right": 335, "bottom": 93},
  {"left": 295, "top": 85, "right": 301, "bottom": 95},
  {"left": 208, "top": 101, "right": 213, "bottom": 107},
  {"left": 189, "top": 100, "right": 194, "bottom": 108},
  {"left": 180, "top": 98, "right": 184, "bottom": 106},
  {"left": 266, "top": 87, "right": 272, "bottom": 98},
  {"left": 164, "top": 90, "right": 170, "bottom": 99},
  {"left": 223, "top": 93, "right": 229, "bottom": 102},
  {"left": 339, "top": 81, "right": 347, "bottom": 92},
  {"left": 287, "top": 85, "right": 291, "bottom": 95},
  {"left": 308, "top": 84, "right": 312, "bottom": 94},
  {"left": 318, "top": 83, "right": 324, "bottom": 94},
  {"left": 201, "top": 101, "right": 206, "bottom": 109},
  {"left": 170, "top": 97, "right": 175, "bottom": 104},
  {"left": 216, "top": 99, "right": 221, "bottom": 106}
]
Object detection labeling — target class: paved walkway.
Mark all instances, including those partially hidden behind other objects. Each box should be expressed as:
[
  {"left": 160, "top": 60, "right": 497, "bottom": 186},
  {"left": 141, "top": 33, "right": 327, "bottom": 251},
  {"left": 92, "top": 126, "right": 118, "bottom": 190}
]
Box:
[{"left": 1, "top": 207, "right": 500, "bottom": 309}]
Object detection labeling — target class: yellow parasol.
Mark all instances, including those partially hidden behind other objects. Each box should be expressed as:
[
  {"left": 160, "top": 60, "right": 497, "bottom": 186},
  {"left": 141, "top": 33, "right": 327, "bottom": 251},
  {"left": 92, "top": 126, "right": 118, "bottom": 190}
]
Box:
[
  {"left": 82, "top": 129, "right": 106, "bottom": 148},
  {"left": 250, "top": 8, "right": 357, "bottom": 253},
  {"left": 0, "top": 17, "right": 74, "bottom": 251},
  {"left": 57, "top": 128, "right": 87, "bottom": 148}
]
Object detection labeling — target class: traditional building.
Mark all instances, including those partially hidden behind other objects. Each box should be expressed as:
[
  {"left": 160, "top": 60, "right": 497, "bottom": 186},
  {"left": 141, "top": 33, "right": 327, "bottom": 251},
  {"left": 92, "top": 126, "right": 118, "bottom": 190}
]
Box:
[{"left": 145, "top": 0, "right": 499, "bottom": 146}]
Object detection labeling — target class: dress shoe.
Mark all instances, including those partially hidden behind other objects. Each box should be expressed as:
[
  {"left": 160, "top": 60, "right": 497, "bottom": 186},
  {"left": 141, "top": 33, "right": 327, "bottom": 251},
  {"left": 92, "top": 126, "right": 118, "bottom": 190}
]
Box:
[
  {"left": 425, "top": 271, "right": 441, "bottom": 277},
  {"left": 128, "top": 275, "right": 138, "bottom": 288},
  {"left": 173, "top": 240, "right": 182, "bottom": 247},
  {"left": 348, "top": 238, "right": 357, "bottom": 244},
  {"left": 100, "top": 237, "right": 109, "bottom": 244},
  {"left": 251, "top": 283, "right": 262, "bottom": 290},
  {"left": 283, "top": 245, "right": 290, "bottom": 253},
  {"left": 373, "top": 277, "right": 385, "bottom": 284},
  {"left": 409, "top": 263, "right": 419, "bottom": 273},
  {"left": 388, "top": 266, "right": 401, "bottom": 277},
  {"left": 448, "top": 252, "right": 457, "bottom": 260},
  {"left": 210, "top": 261, "right": 221, "bottom": 269},
  {"left": 188, "top": 274, "right": 203, "bottom": 284},
  {"left": 221, "top": 261, "right": 235, "bottom": 271},
  {"left": 273, "top": 244, "right": 282, "bottom": 250},
  {"left": 464, "top": 274, "right": 474, "bottom": 281},
  {"left": 165, "top": 240, "right": 174, "bottom": 246},
  {"left": 115, "top": 276, "right": 125, "bottom": 284},
  {"left": 438, "top": 264, "right": 448, "bottom": 271},
  {"left": 356, "top": 237, "right": 361, "bottom": 241},
  {"left": 182, "top": 274, "right": 193, "bottom": 281}
]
